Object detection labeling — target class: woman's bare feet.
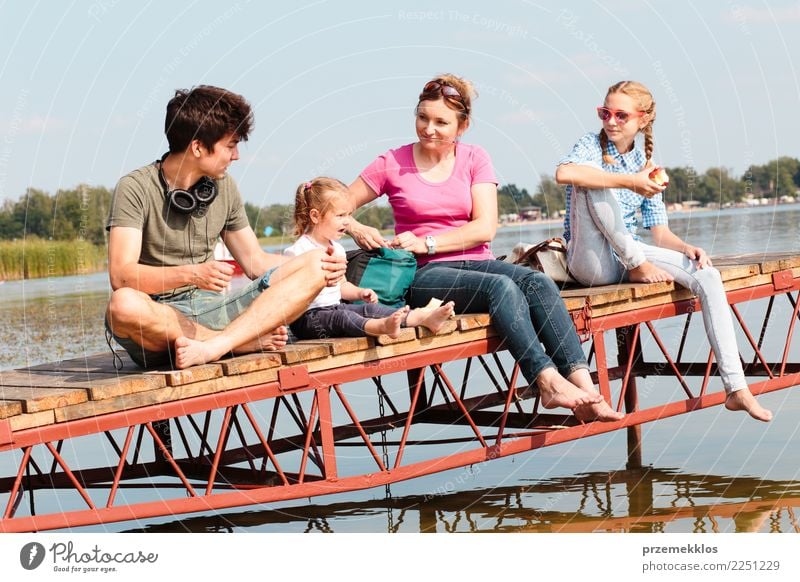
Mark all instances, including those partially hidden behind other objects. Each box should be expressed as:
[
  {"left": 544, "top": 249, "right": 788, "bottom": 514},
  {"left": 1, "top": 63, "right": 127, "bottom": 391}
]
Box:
[
  {"left": 364, "top": 306, "right": 409, "bottom": 339},
  {"left": 573, "top": 398, "right": 625, "bottom": 422},
  {"left": 536, "top": 368, "right": 603, "bottom": 410},
  {"left": 629, "top": 261, "right": 673, "bottom": 283},
  {"left": 725, "top": 388, "right": 773, "bottom": 422},
  {"left": 406, "top": 301, "right": 456, "bottom": 333},
  {"left": 565, "top": 369, "right": 625, "bottom": 422}
]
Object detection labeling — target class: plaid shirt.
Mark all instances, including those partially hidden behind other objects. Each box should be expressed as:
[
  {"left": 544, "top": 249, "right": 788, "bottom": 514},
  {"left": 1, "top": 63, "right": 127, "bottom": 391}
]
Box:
[{"left": 559, "top": 132, "right": 668, "bottom": 241}]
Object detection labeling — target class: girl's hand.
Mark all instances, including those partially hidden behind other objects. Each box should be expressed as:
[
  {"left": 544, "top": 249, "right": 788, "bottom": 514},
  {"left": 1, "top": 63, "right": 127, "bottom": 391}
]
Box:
[
  {"left": 631, "top": 168, "right": 667, "bottom": 198},
  {"left": 349, "top": 223, "right": 388, "bottom": 250},
  {"left": 390, "top": 231, "right": 426, "bottom": 254},
  {"left": 684, "top": 245, "right": 712, "bottom": 268},
  {"left": 360, "top": 288, "right": 378, "bottom": 303}
]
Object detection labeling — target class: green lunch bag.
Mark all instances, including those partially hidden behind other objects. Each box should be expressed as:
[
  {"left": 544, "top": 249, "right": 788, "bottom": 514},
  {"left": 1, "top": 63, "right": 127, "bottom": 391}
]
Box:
[{"left": 345, "top": 248, "right": 417, "bottom": 307}]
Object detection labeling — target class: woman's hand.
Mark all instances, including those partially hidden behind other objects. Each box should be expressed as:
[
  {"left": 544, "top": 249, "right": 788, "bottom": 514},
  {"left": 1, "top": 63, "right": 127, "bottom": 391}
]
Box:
[
  {"left": 631, "top": 168, "right": 666, "bottom": 198},
  {"left": 349, "top": 222, "right": 388, "bottom": 250},
  {"left": 684, "top": 245, "right": 712, "bottom": 268},
  {"left": 390, "top": 231, "right": 426, "bottom": 255}
]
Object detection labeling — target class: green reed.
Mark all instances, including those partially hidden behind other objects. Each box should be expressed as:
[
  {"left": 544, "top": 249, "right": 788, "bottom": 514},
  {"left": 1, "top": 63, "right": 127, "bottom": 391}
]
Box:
[{"left": 0, "top": 238, "right": 106, "bottom": 280}]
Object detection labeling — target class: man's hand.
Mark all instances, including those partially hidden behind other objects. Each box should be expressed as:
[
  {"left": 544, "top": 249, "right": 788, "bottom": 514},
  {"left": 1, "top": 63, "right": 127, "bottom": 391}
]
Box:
[
  {"left": 322, "top": 246, "right": 347, "bottom": 287},
  {"left": 190, "top": 261, "right": 235, "bottom": 292}
]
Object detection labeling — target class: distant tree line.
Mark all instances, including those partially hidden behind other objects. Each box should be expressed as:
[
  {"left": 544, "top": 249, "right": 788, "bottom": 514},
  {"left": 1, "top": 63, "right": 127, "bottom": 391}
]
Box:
[{"left": 2, "top": 156, "right": 798, "bottom": 242}]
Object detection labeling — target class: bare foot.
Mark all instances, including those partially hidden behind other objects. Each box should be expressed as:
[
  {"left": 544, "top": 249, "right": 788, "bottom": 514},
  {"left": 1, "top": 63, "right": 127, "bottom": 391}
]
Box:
[
  {"left": 629, "top": 261, "right": 673, "bottom": 283},
  {"left": 574, "top": 397, "right": 625, "bottom": 422},
  {"left": 536, "top": 368, "right": 603, "bottom": 410},
  {"left": 365, "top": 306, "right": 409, "bottom": 339},
  {"left": 406, "top": 301, "right": 456, "bottom": 333},
  {"left": 725, "top": 389, "right": 773, "bottom": 422},
  {"left": 174, "top": 336, "right": 227, "bottom": 369},
  {"left": 233, "top": 326, "right": 289, "bottom": 353}
]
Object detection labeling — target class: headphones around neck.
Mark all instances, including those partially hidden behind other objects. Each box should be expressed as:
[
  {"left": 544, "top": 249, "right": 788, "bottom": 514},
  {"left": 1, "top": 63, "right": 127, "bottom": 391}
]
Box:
[{"left": 157, "top": 153, "right": 218, "bottom": 215}]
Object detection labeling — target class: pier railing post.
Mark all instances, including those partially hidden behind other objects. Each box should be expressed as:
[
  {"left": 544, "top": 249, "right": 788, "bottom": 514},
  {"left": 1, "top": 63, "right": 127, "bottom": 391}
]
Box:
[{"left": 617, "top": 325, "right": 643, "bottom": 469}]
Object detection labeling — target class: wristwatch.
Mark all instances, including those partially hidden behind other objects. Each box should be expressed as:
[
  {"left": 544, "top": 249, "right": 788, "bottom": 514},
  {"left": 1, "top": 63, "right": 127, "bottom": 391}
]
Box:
[{"left": 425, "top": 235, "right": 436, "bottom": 255}]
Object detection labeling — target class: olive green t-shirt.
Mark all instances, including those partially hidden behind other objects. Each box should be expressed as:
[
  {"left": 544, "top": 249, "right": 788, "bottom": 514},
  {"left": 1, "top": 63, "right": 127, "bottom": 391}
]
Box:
[{"left": 106, "top": 162, "right": 250, "bottom": 269}]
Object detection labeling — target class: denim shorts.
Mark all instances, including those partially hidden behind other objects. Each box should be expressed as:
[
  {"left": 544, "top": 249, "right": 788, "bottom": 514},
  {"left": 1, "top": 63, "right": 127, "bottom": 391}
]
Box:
[{"left": 107, "top": 268, "right": 276, "bottom": 369}]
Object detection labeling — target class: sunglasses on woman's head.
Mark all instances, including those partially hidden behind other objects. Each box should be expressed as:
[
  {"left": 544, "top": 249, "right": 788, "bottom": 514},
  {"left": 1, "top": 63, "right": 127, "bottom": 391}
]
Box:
[
  {"left": 423, "top": 81, "right": 468, "bottom": 111},
  {"left": 596, "top": 106, "right": 645, "bottom": 124}
]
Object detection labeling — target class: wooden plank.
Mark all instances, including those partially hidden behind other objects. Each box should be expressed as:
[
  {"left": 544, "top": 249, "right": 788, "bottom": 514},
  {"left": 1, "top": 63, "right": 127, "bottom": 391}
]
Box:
[
  {"left": 718, "top": 263, "right": 760, "bottom": 281},
  {"left": 299, "top": 337, "right": 374, "bottom": 355},
  {"left": 26, "top": 352, "right": 141, "bottom": 375},
  {"left": 0, "top": 369, "right": 166, "bottom": 402},
  {"left": 304, "top": 326, "right": 498, "bottom": 373},
  {"left": 278, "top": 343, "right": 332, "bottom": 365},
  {"left": 9, "top": 410, "right": 56, "bottom": 432},
  {"left": 760, "top": 256, "right": 800, "bottom": 274},
  {"left": 416, "top": 319, "right": 458, "bottom": 338},
  {"left": 375, "top": 328, "right": 416, "bottom": 345},
  {"left": 161, "top": 364, "right": 223, "bottom": 387},
  {"left": 455, "top": 313, "right": 492, "bottom": 331},
  {"left": 217, "top": 352, "right": 282, "bottom": 375},
  {"left": 0, "top": 381, "right": 88, "bottom": 413},
  {"left": 55, "top": 366, "right": 280, "bottom": 423},
  {"left": 0, "top": 400, "right": 23, "bottom": 420}
]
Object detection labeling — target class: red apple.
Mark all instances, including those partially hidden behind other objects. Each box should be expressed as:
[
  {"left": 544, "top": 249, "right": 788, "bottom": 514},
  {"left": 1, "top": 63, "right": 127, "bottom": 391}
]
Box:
[{"left": 649, "top": 166, "right": 669, "bottom": 187}]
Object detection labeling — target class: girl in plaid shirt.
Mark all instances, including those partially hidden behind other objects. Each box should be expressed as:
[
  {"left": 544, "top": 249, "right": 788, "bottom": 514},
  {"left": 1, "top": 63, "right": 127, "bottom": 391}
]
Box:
[{"left": 556, "top": 80, "right": 771, "bottom": 422}]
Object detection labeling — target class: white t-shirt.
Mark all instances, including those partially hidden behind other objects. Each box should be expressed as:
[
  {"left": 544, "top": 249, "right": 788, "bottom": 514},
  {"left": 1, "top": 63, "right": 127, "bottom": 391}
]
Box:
[{"left": 284, "top": 234, "right": 346, "bottom": 309}]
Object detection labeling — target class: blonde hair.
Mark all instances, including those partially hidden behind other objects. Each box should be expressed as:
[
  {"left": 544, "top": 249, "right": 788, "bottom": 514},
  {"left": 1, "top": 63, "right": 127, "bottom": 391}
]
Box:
[
  {"left": 599, "top": 80, "right": 656, "bottom": 165},
  {"left": 293, "top": 177, "right": 349, "bottom": 236},
  {"left": 417, "top": 73, "right": 476, "bottom": 127}
]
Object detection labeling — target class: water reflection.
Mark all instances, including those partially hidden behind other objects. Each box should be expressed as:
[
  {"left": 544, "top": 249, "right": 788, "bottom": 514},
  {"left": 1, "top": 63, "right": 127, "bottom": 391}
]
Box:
[{"left": 123, "top": 468, "right": 800, "bottom": 533}]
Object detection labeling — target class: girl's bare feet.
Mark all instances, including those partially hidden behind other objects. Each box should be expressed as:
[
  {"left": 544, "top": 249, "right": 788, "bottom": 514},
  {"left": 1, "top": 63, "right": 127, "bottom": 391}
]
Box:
[
  {"left": 364, "top": 306, "right": 409, "bottom": 338},
  {"left": 725, "top": 388, "right": 773, "bottom": 422},
  {"left": 536, "top": 367, "right": 602, "bottom": 410},
  {"left": 629, "top": 261, "right": 673, "bottom": 283},
  {"left": 406, "top": 301, "right": 456, "bottom": 333}
]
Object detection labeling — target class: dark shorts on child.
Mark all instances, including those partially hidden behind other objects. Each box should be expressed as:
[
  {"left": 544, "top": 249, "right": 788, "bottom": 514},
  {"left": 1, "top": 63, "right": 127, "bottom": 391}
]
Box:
[
  {"left": 290, "top": 303, "right": 398, "bottom": 340},
  {"left": 106, "top": 268, "right": 276, "bottom": 369}
]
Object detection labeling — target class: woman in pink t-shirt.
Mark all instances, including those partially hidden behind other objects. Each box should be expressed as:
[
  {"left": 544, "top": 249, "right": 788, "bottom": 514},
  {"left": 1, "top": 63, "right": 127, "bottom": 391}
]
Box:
[{"left": 347, "top": 74, "right": 621, "bottom": 421}]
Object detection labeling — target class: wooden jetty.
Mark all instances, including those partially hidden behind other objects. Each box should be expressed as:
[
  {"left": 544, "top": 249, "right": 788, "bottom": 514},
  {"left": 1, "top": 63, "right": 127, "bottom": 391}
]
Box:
[{"left": 1, "top": 252, "right": 798, "bottom": 532}]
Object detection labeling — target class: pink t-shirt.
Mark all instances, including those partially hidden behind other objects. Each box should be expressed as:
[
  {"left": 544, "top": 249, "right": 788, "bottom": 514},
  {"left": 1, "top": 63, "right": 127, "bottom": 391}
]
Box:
[{"left": 360, "top": 143, "right": 498, "bottom": 266}]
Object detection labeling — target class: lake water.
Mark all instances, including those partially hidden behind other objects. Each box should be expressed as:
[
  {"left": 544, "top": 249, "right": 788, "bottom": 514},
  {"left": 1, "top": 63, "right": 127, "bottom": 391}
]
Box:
[{"left": 1, "top": 204, "right": 800, "bottom": 532}]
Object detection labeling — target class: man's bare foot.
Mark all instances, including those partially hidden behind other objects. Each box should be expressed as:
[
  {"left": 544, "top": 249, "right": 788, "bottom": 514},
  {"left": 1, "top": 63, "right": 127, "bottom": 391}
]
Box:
[
  {"left": 629, "top": 261, "right": 673, "bottom": 283},
  {"left": 233, "top": 326, "right": 289, "bottom": 353},
  {"left": 174, "top": 336, "right": 229, "bottom": 369},
  {"left": 574, "top": 396, "right": 625, "bottom": 422},
  {"left": 406, "top": 301, "right": 456, "bottom": 333},
  {"left": 537, "top": 368, "right": 603, "bottom": 410},
  {"left": 365, "top": 306, "right": 409, "bottom": 339},
  {"left": 725, "top": 389, "right": 773, "bottom": 422}
]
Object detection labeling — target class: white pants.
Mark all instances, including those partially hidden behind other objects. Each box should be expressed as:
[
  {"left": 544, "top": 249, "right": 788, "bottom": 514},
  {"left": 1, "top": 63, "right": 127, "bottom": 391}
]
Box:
[{"left": 567, "top": 187, "right": 746, "bottom": 394}]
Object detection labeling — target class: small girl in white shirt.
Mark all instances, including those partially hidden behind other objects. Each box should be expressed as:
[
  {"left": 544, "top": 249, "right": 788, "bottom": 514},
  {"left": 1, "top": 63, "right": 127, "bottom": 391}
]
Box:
[{"left": 285, "top": 177, "right": 454, "bottom": 340}]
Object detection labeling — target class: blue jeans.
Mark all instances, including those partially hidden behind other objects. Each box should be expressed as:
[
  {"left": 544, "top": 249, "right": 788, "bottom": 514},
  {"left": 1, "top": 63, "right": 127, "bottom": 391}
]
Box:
[{"left": 408, "top": 260, "right": 589, "bottom": 392}]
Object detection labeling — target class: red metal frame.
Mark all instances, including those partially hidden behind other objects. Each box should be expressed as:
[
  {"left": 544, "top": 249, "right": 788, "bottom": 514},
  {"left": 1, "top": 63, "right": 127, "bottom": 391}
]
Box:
[{"left": 1, "top": 276, "right": 798, "bottom": 532}]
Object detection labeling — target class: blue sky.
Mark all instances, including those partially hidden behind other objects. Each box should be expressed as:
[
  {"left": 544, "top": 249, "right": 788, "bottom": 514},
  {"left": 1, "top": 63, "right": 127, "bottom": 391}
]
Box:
[{"left": 1, "top": 0, "right": 799, "bottom": 207}]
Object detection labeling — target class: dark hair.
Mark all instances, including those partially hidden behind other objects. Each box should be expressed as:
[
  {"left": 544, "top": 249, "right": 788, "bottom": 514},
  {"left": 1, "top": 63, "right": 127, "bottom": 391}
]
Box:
[{"left": 165, "top": 85, "right": 254, "bottom": 153}]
